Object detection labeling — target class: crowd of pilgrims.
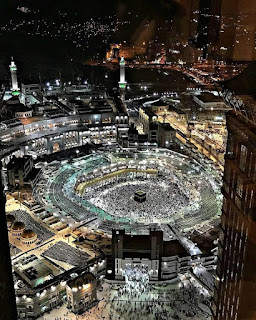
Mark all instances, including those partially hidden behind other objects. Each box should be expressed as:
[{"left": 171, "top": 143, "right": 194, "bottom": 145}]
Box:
[
  {"left": 40, "top": 277, "right": 211, "bottom": 320},
  {"left": 85, "top": 174, "right": 195, "bottom": 222},
  {"left": 123, "top": 264, "right": 150, "bottom": 295},
  {"left": 106, "top": 279, "right": 211, "bottom": 320}
]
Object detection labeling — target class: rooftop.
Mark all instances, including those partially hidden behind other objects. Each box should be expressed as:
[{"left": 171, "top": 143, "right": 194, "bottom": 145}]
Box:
[
  {"left": 160, "top": 122, "right": 175, "bottom": 131},
  {"left": 163, "top": 240, "right": 189, "bottom": 258},
  {"left": 150, "top": 99, "right": 167, "bottom": 107},
  {"left": 7, "top": 155, "right": 32, "bottom": 171},
  {"left": 195, "top": 93, "right": 223, "bottom": 103},
  {"left": 24, "top": 168, "right": 41, "bottom": 182},
  {"left": 14, "top": 254, "right": 54, "bottom": 288},
  {"left": 123, "top": 234, "right": 151, "bottom": 251},
  {"left": 67, "top": 272, "right": 95, "bottom": 289},
  {"left": 142, "top": 108, "right": 157, "bottom": 117}
]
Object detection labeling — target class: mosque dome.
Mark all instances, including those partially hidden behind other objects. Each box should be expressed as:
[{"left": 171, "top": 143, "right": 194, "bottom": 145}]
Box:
[
  {"left": 11, "top": 221, "right": 25, "bottom": 231},
  {"left": 6, "top": 214, "right": 15, "bottom": 224},
  {"left": 20, "top": 229, "right": 37, "bottom": 244},
  {"left": 21, "top": 229, "right": 36, "bottom": 239}
]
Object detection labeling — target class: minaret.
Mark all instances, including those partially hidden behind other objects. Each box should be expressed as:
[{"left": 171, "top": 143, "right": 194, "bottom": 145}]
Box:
[
  {"left": 9, "top": 57, "right": 20, "bottom": 95},
  {"left": 0, "top": 163, "right": 17, "bottom": 320},
  {"left": 118, "top": 56, "right": 127, "bottom": 90}
]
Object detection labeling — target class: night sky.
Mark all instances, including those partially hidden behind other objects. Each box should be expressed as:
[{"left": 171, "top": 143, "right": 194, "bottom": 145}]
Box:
[
  {"left": 0, "top": 0, "right": 178, "bottom": 21},
  {"left": 0, "top": 0, "right": 183, "bottom": 83}
]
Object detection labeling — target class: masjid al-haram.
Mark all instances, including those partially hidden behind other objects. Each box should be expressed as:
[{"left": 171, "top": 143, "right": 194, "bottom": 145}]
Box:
[
  {"left": 34, "top": 150, "right": 221, "bottom": 233},
  {"left": 2, "top": 1, "right": 256, "bottom": 319},
  {"left": 1, "top": 44, "right": 226, "bottom": 320},
  {"left": 14, "top": 149, "right": 220, "bottom": 320}
]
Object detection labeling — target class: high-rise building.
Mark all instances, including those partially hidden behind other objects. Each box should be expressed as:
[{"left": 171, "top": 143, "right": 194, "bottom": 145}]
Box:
[
  {"left": 212, "top": 108, "right": 256, "bottom": 320},
  {"left": 0, "top": 164, "right": 17, "bottom": 320},
  {"left": 173, "top": 0, "right": 199, "bottom": 44},
  {"left": 217, "top": 0, "right": 256, "bottom": 61},
  {"left": 196, "top": 0, "right": 222, "bottom": 57}
]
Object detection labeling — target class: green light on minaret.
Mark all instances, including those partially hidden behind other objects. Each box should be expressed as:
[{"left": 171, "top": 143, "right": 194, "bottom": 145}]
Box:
[
  {"left": 119, "top": 83, "right": 126, "bottom": 89},
  {"left": 12, "top": 90, "right": 20, "bottom": 96}
]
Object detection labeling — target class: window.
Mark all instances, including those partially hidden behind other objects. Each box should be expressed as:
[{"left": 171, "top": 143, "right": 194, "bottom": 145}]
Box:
[
  {"left": 225, "top": 166, "right": 232, "bottom": 182},
  {"left": 239, "top": 144, "right": 247, "bottom": 172},
  {"left": 226, "top": 132, "right": 234, "bottom": 157},
  {"left": 235, "top": 179, "right": 243, "bottom": 208},
  {"left": 248, "top": 190, "right": 254, "bottom": 210},
  {"left": 247, "top": 152, "right": 254, "bottom": 177}
]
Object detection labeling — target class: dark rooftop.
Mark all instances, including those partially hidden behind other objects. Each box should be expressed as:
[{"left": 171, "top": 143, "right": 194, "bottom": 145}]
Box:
[
  {"left": 67, "top": 272, "right": 95, "bottom": 289},
  {"left": 123, "top": 234, "right": 151, "bottom": 251},
  {"left": 150, "top": 99, "right": 167, "bottom": 107},
  {"left": 190, "top": 226, "right": 219, "bottom": 256},
  {"left": 160, "top": 122, "right": 175, "bottom": 131},
  {"left": 7, "top": 155, "right": 32, "bottom": 170},
  {"left": 143, "top": 108, "right": 156, "bottom": 117},
  {"left": 196, "top": 93, "right": 223, "bottom": 103},
  {"left": 25, "top": 168, "right": 41, "bottom": 182},
  {"left": 163, "top": 240, "right": 189, "bottom": 258},
  {"left": 128, "top": 124, "right": 138, "bottom": 135},
  {"left": 5, "top": 102, "right": 32, "bottom": 113},
  {"left": 149, "top": 121, "right": 158, "bottom": 130},
  {"left": 138, "top": 134, "right": 149, "bottom": 142}
]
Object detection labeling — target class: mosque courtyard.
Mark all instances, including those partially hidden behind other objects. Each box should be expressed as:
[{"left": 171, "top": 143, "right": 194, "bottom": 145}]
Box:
[{"left": 34, "top": 149, "right": 222, "bottom": 235}]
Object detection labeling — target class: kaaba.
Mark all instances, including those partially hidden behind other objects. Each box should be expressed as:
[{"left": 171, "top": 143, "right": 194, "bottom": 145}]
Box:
[{"left": 134, "top": 190, "right": 146, "bottom": 203}]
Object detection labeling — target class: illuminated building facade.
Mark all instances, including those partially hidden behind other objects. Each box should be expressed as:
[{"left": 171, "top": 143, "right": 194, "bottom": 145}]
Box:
[
  {"left": 14, "top": 253, "right": 105, "bottom": 319},
  {"left": 66, "top": 273, "right": 97, "bottom": 314},
  {"left": 106, "top": 44, "right": 146, "bottom": 61},
  {"left": 110, "top": 230, "right": 190, "bottom": 282},
  {"left": 212, "top": 110, "right": 256, "bottom": 319}
]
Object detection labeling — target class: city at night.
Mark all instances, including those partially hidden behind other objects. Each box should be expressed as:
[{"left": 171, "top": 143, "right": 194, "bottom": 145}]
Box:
[{"left": 0, "top": 1, "right": 256, "bottom": 320}]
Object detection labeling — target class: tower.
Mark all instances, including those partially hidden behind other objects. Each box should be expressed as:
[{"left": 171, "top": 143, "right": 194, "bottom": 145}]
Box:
[
  {"left": 118, "top": 56, "right": 127, "bottom": 90},
  {"left": 9, "top": 57, "right": 20, "bottom": 95},
  {"left": 212, "top": 109, "right": 256, "bottom": 320}
]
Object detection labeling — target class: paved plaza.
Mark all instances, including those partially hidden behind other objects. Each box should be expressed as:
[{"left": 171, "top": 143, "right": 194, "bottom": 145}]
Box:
[{"left": 38, "top": 279, "right": 211, "bottom": 320}]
